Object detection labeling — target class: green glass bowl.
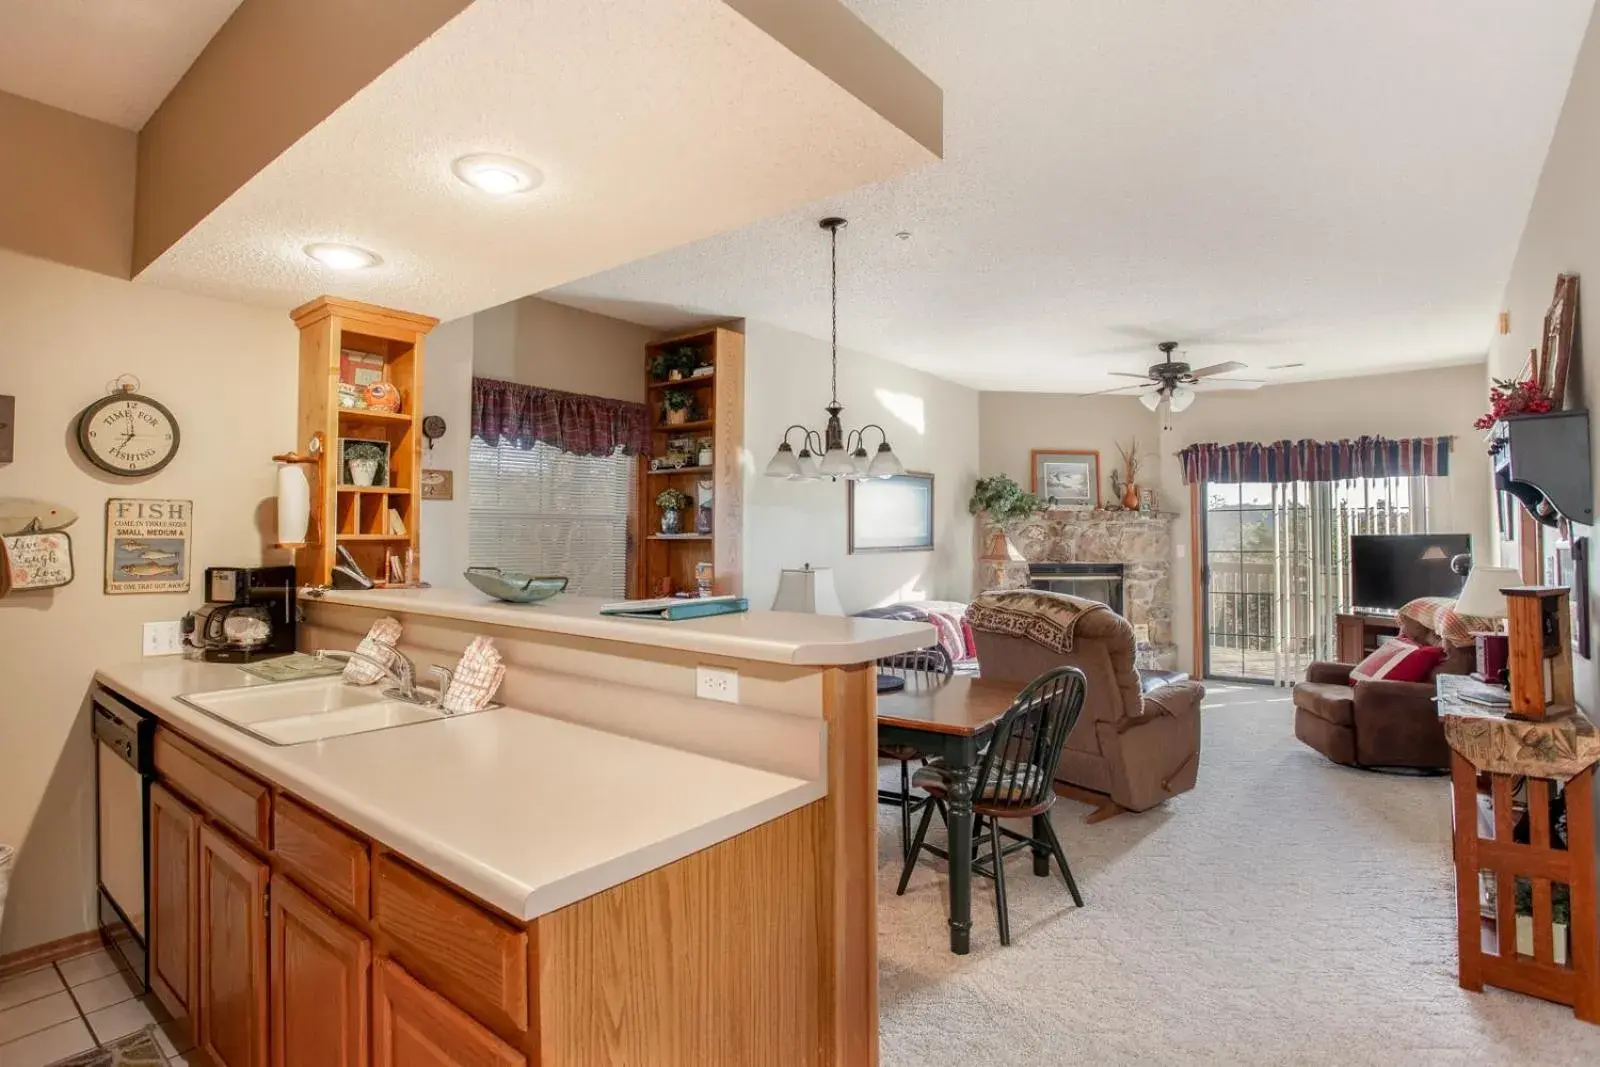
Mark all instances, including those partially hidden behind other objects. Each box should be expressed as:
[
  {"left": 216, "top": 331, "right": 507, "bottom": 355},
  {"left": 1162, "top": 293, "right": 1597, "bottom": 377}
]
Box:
[{"left": 463, "top": 568, "right": 569, "bottom": 604}]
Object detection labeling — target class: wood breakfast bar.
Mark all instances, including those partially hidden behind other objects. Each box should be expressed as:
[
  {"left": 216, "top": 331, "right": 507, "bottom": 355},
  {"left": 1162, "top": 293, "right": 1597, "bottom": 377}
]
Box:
[{"left": 97, "top": 587, "right": 931, "bottom": 1067}]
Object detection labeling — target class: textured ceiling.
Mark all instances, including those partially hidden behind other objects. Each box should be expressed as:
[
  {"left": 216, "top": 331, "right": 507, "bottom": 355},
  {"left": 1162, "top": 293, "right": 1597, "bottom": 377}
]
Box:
[
  {"left": 135, "top": 0, "right": 937, "bottom": 319},
  {"left": 545, "top": 0, "right": 1595, "bottom": 392},
  {"left": 0, "top": 0, "right": 243, "bottom": 129}
]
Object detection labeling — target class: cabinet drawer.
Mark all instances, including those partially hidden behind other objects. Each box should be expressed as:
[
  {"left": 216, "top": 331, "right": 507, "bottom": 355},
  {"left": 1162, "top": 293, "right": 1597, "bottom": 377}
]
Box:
[
  {"left": 374, "top": 856, "right": 528, "bottom": 1036},
  {"left": 374, "top": 958, "right": 524, "bottom": 1067},
  {"left": 273, "top": 796, "right": 370, "bottom": 917},
  {"left": 155, "top": 729, "right": 270, "bottom": 847}
]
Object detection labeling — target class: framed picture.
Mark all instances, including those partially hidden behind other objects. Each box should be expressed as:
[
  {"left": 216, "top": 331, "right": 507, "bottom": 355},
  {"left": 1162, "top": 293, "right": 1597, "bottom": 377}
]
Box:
[
  {"left": 1031, "top": 449, "right": 1100, "bottom": 509},
  {"left": 848, "top": 472, "right": 934, "bottom": 553},
  {"left": 338, "top": 437, "right": 391, "bottom": 488},
  {"left": 104, "top": 498, "right": 191, "bottom": 594},
  {"left": 420, "top": 469, "right": 453, "bottom": 500},
  {"left": 1542, "top": 274, "right": 1579, "bottom": 408},
  {"left": 1139, "top": 487, "right": 1159, "bottom": 514}
]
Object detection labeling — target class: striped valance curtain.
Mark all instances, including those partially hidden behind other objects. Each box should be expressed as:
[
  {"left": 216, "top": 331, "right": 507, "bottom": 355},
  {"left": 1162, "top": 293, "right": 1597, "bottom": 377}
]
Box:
[{"left": 1178, "top": 436, "right": 1452, "bottom": 486}]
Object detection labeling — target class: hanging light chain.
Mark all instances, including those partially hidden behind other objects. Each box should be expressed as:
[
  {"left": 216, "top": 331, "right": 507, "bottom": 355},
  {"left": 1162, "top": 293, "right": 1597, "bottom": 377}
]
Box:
[{"left": 829, "top": 219, "right": 839, "bottom": 407}]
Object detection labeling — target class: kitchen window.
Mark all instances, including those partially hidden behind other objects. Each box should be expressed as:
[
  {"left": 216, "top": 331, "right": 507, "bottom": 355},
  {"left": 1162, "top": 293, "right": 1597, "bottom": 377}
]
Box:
[{"left": 468, "top": 437, "right": 635, "bottom": 598}]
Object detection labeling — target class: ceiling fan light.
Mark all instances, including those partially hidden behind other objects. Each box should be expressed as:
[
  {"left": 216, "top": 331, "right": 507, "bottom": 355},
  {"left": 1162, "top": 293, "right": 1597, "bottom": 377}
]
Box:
[
  {"left": 1139, "top": 390, "right": 1162, "bottom": 412},
  {"left": 1169, "top": 386, "right": 1195, "bottom": 413},
  {"left": 867, "top": 442, "right": 904, "bottom": 479},
  {"left": 764, "top": 442, "right": 801, "bottom": 479}
]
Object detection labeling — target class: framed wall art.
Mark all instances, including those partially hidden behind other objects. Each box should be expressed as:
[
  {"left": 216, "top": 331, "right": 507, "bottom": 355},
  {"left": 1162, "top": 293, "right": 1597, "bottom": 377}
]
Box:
[
  {"left": 105, "top": 498, "right": 191, "bottom": 594},
  {"left": 848, "top": 472, "right": 934, "bottom": 553},
  {"left": 421, "top": 468, "right": 454, "bottom": 500},
  {"left": 1031, "top": 449, "right": 1100, "bottom": 509}
]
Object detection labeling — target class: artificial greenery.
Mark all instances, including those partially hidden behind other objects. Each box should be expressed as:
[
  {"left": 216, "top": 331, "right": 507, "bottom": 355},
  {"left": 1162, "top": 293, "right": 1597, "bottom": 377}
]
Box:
[
  {"left": 344, "top": 441, "right": 387, "bottom": 465},
  {"left": 1514, "top": 879, "right": 1571, "bottom": 925},
  {"left": 655, "top": 488, "right": 692, "bottom": 511},
  {"left": 968, "top": 474, "right": 1042, "bottom": 523},
  {"left": 662, "top": 389, "right": 694, "bottom": 412},
  {"left": 649, "top": 346, "right": 699, "bottom": 381}
]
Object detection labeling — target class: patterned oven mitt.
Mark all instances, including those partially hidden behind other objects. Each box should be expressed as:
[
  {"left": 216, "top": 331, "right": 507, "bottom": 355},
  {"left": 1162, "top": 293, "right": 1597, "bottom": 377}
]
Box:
[
  {"left": 441, "top": 636, "right": 505, "bottom": 713},
  {"left": 343, "top": 616, "right": 403, "bottom": 685}
]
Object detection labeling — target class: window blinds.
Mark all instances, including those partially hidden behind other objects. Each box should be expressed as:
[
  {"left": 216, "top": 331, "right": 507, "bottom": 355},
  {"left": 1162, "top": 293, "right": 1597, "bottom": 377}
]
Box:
[{"left": 468, "top": 437, "right": 634, "bottom": 598}]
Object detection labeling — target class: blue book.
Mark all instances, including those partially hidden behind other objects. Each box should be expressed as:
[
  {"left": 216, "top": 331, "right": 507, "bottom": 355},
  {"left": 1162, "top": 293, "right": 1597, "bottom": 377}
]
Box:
[{"left": 599, "top": 595, "right": 749, "bottom": 621}]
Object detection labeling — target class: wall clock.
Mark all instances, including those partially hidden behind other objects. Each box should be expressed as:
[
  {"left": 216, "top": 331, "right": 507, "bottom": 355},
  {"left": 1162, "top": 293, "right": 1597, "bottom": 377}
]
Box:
[{"left": 75, "top": 392, "right": 180, "bottom": 476}]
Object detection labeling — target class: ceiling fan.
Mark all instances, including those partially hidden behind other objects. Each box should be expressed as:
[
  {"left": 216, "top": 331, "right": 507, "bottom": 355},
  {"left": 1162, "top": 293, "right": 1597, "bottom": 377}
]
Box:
[{"left": 1085, "top": 341, "right": 1265, "bottom": 412}]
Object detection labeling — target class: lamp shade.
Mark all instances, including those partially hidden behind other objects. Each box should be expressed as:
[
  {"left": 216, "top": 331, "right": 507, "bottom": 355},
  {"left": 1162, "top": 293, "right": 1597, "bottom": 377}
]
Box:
[
  {"left": 1139, "top": 390, "right": 1162, "bottom": 411},
  {"left": 1168, "top": 386, "right": 1195, "bottom": 413},
  {"left": 1454, "top": 565, "right": 1523, "bottom": 619},
  {"left": 772, "top": 565, "right": 843, "bottom": 614}
]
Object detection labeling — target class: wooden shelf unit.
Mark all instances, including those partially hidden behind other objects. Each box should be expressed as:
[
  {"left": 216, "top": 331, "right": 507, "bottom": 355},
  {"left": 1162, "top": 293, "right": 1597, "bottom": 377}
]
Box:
[
  {"left": 637, "top": 326, "right": 743, "bottom": 597},
  {"left": 291, "top": 297, "right": 438, "bottom": 587}
]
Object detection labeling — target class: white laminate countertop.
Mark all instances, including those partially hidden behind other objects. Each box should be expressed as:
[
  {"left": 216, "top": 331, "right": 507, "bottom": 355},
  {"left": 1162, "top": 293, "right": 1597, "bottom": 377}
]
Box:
[
  {"left": 95, "top": 658, "right": 824, "bottom": 921},
  {"left": 304, "top": 587, "right": 934, "bottom": 666}
]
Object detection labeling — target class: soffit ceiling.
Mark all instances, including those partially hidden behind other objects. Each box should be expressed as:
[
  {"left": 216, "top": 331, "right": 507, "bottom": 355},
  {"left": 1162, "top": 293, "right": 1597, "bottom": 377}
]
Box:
[
  {"left": 0, "top": 0, "right": 244, "bottom": 129},
  {"left": 544, "top": 0, "right": 1595, "bottom": 392},
  {"left": 135, "top": 0, "right": 938, "bottom": 319}
]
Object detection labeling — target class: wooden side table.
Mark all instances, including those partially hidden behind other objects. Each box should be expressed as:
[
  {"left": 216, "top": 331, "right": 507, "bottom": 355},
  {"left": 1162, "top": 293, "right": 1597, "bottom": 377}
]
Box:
[{"left": 1438, "top": 674, "right": 1600, "bottom": 1022}]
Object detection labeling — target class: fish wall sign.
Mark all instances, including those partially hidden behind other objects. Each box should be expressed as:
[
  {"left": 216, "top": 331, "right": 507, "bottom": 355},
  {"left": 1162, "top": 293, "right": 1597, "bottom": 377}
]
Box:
[{"left": 105, "top": 498, "right": 191, "bottom": 595}]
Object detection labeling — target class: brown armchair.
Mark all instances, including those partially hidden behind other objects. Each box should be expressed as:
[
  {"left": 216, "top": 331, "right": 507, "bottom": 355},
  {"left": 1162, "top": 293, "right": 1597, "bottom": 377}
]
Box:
[{"left": 969, "top": 590, "right": 1205, "bottom": 815}]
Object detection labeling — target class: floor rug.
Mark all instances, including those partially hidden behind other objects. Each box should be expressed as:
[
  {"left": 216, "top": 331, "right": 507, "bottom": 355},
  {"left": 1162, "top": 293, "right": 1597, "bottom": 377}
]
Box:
[{"left": 46, "top": 1025, "right": 168, "bottom": 1067}]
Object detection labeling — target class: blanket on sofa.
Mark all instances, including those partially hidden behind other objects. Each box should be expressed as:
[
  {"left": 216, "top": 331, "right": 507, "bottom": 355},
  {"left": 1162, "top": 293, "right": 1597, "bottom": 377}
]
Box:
[{"left": 967, "top": 588, "right": 1110, "bottom": 656}]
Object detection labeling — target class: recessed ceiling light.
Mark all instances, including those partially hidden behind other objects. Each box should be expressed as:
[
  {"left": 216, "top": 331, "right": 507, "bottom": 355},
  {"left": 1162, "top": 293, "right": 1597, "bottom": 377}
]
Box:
[
  {"left": 452, "top": 153, "right": 543, "bottom": 196},
  {"left": 303, "top": 243, "right": 381, "bottom": 270}
]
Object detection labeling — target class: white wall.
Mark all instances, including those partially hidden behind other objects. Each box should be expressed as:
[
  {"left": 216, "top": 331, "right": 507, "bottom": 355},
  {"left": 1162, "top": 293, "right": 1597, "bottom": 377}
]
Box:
[
  {"left": 1489, "top": 6, "right": 1600, "bottom": 717},
  {"left": 979, "top": 393, "right": 1161, "bottom": 503},
  {"left": 472, "top": 295, "right": 654, "bottom": 403},
  {"left": 419, "top": 315, "right": 473, "bottom": 590},
  {"left": 742, "top": 320, "right": 979, "bottom": 613},
  {"left": 0, "top": 249, "right": 296, "bottom": 952}
]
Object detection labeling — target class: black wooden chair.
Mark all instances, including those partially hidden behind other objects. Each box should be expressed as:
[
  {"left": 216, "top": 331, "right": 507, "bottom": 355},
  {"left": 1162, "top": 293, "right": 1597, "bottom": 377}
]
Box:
[
  {"left": 896, "top": 665, "right": 1088, "bottom": 945},
  {"left": 876, "top": 646, "right": 955, "bottom": 857}
]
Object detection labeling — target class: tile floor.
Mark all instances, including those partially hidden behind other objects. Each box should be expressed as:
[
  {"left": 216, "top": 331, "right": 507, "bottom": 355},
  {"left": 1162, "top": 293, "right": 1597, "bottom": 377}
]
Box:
[{"left": 0, "top": 948, "right": 198, "bottom": 1067}]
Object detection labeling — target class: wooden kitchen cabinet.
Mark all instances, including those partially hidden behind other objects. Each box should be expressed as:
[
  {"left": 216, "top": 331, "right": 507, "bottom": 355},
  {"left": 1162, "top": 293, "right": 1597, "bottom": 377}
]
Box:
[
  {"left": 271, "top": 875, "right": 370, "bottom": 1067},
  {"left": 374, "top": 958, "right": 525, "bottom": 1067},
  {"left": 149, "top": 783, "right": 200, "bottom": 1024},
  {"left": 198, "top": 824, "right": 270, "bottom": 1067}
]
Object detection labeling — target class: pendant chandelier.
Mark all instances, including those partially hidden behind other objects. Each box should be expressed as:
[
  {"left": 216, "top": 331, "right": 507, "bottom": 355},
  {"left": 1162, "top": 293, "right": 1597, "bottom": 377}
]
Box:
[{"left": 763, "top": 217, "right": 904, "bottom": 482}]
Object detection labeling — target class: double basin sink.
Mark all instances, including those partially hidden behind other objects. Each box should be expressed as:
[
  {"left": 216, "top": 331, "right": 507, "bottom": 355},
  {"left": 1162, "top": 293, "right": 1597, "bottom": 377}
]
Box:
[{"left": 179, "top": 676, "right": 483, "bottom": 746}]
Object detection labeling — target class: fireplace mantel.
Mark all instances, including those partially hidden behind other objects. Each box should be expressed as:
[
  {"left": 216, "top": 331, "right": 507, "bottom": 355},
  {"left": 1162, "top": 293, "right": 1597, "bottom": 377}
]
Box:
[{"left": 976, "top": 508, "right": 1178, "bottom": 669}]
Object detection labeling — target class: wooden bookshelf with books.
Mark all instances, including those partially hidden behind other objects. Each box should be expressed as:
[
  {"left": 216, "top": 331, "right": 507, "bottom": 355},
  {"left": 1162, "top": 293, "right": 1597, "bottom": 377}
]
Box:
[
  {"left": 290, "top": 296, "right": 438, "bottom": 587},
  {"left": 636, "top": 326, "right": 743, "bottom": 597}
]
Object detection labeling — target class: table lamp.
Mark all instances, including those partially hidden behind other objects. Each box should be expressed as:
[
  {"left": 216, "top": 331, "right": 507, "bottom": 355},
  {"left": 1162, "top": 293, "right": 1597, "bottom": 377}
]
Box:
[
  {"left": 772, "top": 564, "right": 843, "bottom": 615},
  {"left": 1454, "top": 565, "right": 1521, "bottom": 683}
]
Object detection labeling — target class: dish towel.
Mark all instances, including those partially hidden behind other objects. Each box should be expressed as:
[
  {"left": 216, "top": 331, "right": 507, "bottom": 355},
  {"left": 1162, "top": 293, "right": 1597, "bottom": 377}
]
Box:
[
  {"left": 442, "top": 636, "right": 505, "bottom": 713},
  {"left": 343, "top": 616, "right": 403, "bottom": 685}
]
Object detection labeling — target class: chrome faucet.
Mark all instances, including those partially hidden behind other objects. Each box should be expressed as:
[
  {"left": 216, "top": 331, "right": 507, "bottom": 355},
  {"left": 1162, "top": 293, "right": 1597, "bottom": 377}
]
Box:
[{"left": 313, "top": 648, "right": 429, "bottom": 706}]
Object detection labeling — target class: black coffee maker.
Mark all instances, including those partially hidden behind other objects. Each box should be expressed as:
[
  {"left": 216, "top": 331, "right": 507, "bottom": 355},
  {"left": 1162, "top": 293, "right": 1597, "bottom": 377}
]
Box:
[{"left": 187, "top": 565, "right": 298, "bottom": 662}]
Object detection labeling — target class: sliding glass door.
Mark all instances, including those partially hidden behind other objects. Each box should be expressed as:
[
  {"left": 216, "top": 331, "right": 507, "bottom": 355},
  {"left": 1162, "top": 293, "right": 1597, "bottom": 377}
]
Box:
[{"left": 1200, "top": 476, "right": 1441, "bottom": 684}]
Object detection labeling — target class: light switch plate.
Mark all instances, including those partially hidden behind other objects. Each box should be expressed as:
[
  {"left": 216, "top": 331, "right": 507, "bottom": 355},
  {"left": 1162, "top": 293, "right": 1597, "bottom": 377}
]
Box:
[
  {"left": 142, "top": 620, "right": 184, "bottom": 657},
  {"left": 695, "top": 665, "right": 739, "bottom": 704}
]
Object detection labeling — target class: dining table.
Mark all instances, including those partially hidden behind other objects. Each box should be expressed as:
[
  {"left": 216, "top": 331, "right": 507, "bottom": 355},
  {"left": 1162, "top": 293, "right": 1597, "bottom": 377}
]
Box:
[{"left": 877, "top": 674, "right": 1021, "bottom": 955}]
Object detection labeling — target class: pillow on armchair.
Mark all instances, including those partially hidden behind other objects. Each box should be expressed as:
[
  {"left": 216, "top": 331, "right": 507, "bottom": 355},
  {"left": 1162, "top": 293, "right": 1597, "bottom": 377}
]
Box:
[{"left": 1350, "top": 637, "right": 1445, "bottom": 683}]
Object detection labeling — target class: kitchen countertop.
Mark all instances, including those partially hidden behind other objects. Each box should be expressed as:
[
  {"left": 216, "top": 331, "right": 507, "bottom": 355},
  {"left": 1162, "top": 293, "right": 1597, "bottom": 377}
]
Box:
[
  {"left": 305, "top": 586, "right": 934, "bottom": 666},
  {"left": 95, "top": 657, "right": 824, "bottom": 921}
]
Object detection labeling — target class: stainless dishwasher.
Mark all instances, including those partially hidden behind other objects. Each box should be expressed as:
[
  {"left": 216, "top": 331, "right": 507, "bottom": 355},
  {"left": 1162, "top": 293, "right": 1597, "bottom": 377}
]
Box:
[{"left": 93, "top": 685, "right": 155, "bottom": 988}]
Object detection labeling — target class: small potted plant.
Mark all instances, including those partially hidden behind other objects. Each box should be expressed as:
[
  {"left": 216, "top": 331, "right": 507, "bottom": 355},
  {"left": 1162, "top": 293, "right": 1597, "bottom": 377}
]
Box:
[
  {"left": 343, "top": 440, "right": 388, "bottom": 487},
  {"left": 656, "top": 488, "right": 692, "bottom": 535},
  {"left": 968, "top": 474, "right": 1041, "bottom": 524},
  {"left": 662, "top": 389, "right": 693, "bottom": 426},
  {"left": 651, "top": 346, "right": 697, "bottom": 382},
  {"left": 1515, "top": 880, "right": 1571, "bottom": 965}
]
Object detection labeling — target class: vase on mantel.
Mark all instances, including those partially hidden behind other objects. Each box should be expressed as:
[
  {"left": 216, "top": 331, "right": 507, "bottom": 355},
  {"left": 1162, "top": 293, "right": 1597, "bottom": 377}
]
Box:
[{"left": 1121, "top": 482, "right": 1141, "bottom": 510}]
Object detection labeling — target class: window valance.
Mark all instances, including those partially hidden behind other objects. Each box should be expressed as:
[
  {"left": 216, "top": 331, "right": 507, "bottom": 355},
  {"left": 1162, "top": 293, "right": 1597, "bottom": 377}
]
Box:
[
  {"left": 1178, "top": 436, "right": 1451, "bottom": 486},
  {"left": 471, "top": 377, "right": 650, "bottom": 457}
]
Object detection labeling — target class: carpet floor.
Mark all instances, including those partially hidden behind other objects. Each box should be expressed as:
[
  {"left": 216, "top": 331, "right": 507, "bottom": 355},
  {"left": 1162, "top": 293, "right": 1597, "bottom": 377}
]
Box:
[{"left": 876, "top": 682, "right": 1598, "bottom": 1066}]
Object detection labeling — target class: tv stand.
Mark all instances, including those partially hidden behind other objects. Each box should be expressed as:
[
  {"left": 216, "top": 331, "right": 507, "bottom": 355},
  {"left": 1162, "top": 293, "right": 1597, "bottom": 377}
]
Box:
[{"left": 1337, "top": 611, "right": 1400, "bottom": 664}]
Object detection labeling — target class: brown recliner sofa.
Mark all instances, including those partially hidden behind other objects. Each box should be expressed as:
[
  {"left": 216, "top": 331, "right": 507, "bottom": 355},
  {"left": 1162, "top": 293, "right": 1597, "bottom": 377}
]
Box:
[
  {"left": 1293, "top": 612, "right": 1475, "bottom": 770},
  {"left": 969, "top": 589, "right": 1206, "bottom": 813}
]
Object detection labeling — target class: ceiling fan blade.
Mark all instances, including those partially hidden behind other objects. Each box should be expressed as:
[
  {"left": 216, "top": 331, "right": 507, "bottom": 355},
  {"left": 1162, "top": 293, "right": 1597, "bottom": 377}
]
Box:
[
  {"left": 1107, "top": 372, "right": 1155, "bottom": 380},
  {"left": 1189, "top": 378, "right": 1264, "bottom": 392},
  {"left": 1080, "top": 383, "right": 1156, "bottom": 398},
  {"left": 1188, "top": 361, "right": 1248, "bottom": 379}
]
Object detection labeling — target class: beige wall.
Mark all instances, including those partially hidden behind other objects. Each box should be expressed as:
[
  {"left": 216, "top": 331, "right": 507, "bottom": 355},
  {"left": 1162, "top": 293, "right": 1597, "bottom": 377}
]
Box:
[
  {"left": 471, "top": 296, "right": 653, "bottom": 403},
  {"left": 979, "top": 393, "right": 1161, "bottom": 504},
  {"left": 419, "top": 316, "right": 475, "bottom": 591},
  {"left": 742, "top": 320, "right": 980, "bottom": 612},
  {"left": 0, "top": 91, "right": 134, "bottom": 279},
  {"left": 1489, "top": 6, "right": 1600, "bottom": 717},
  {"left": 0, "top": 250, "right": 297, "bottom": 952}
]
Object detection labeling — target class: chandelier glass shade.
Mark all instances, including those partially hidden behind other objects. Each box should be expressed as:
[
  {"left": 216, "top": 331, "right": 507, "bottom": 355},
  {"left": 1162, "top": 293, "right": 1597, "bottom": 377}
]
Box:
[{"left": 764, "top": 217, "right": 903, "bottom": 482}]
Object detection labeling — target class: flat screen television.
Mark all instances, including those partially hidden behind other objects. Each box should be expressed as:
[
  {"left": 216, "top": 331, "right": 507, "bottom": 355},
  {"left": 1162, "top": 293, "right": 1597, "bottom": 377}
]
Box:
[{"left": 1349, "top": 533, "right": 1471, "bottom": 612}]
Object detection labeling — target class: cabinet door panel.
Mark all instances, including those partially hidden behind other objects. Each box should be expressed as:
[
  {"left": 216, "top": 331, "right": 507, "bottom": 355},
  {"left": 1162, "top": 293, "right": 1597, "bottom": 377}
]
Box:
[
  {"left": 198, "top": 825, "right": 269, "bottom": 1067},
  {"left": 374, "top": 958, "right": 524, "bottom": 1067},
  {"left": 149, "top": 783, "right": 200, "bottom": 1022},
  {"left": 271, "top": 875, "right": 370, "bottom": 1067}
]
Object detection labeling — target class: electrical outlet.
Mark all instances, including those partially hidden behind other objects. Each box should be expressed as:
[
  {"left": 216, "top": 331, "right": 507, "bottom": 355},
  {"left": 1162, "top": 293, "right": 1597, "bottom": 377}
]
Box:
[
  {"left": 142, "top": 620, "right": 184, "bottom": 657},
  {"left": 695, "top": 665, "right": 739, "bottom": 704}
]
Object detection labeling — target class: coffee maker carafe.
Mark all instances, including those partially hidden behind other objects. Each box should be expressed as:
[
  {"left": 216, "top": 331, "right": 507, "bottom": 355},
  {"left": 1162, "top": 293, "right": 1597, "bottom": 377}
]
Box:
[{"left": 186, "top": 565, "right": 298, "bottom": 662}]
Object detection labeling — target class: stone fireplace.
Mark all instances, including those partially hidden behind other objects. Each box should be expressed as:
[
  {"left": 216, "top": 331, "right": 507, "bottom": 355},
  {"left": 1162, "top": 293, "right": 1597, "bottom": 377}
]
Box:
[{"left": 978, "top": 509, "right": 1177, "bottom": 669}]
